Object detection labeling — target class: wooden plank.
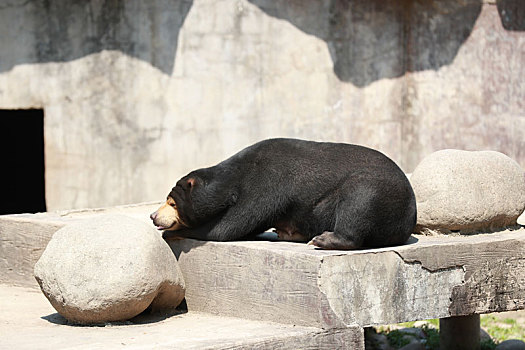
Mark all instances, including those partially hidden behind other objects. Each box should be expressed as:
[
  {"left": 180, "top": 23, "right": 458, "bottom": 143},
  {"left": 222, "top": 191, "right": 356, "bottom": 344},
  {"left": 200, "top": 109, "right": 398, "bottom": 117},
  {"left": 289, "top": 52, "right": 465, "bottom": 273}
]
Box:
[
  {"left": 2, "top": 207, "right": 524, "bottom": 330},
  {"left": 170, "top": 229, "right": 525, "bottom": 327}
]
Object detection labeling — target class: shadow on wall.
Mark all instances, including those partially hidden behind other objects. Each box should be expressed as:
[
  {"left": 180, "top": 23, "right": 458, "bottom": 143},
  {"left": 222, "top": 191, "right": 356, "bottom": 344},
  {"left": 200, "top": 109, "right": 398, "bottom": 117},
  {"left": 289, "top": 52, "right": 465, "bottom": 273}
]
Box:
[
  {"left": 1, "top": 0, "right": 521, "bottom": 82},
  {"left": 248, "top": 0, "right": 523, "bottom": 87},
  {"left": 0, "top": 0, "right": 193, "bottom": 74}
]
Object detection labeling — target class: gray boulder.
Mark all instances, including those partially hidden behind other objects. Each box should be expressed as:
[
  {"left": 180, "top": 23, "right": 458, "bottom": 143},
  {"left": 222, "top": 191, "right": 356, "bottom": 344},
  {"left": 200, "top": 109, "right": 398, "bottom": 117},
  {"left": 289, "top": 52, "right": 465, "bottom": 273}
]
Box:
[
  {"left": 480, "top": 328, "right": 493, "bottom": 342},
  {"left": 410, "top": 149, "right": 525, "bottom": 234},
  {"left": 399, "top": 342, "right": 426, "bottom": 350},
  {"left": 34, "top": 215, "right": 185, "bottom": 324},
  {"left": 496, "top": 339, "right": 525, "bottom": 350}
]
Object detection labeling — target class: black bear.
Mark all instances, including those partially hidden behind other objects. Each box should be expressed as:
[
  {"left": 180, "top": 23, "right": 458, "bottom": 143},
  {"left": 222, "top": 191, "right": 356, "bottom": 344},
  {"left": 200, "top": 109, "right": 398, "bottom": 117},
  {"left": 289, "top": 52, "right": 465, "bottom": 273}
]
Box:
[{"left": 150, "top": 138, "right": 416, "bottom": 250}]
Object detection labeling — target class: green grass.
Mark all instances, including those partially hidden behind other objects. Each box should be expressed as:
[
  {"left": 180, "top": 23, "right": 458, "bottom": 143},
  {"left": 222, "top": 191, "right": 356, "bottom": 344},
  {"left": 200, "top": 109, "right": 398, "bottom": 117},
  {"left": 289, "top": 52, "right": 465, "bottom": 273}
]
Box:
[
  {"left": 374, "top": 315, "right": 524, "bottom": 349},
  {"left": 481, "top": 315, "right": 525, "bottom": 342},
  {"left": 394, "top": 319, "right": 440, "bottom": 329},
  {"left": 385, "top": 330, "right": 412, "bottom": 348},
  {"left": 418, "top": 324, "right": 440, "bottom": 350}
]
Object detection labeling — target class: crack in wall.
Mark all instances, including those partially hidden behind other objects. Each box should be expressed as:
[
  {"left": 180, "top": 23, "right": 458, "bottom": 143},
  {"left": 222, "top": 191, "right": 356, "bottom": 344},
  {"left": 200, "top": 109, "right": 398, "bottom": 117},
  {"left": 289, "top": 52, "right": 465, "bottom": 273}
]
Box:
[
  {"left": 317, "top": 250, "right": 466, "bottom": 327},
  {"left": 391, "top": 249, "right": 467, "bottom": 274}
]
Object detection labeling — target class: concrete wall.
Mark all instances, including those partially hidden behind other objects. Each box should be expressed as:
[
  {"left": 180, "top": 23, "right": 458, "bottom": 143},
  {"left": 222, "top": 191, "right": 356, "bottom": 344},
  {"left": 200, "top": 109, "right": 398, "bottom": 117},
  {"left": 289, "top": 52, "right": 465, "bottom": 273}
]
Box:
[{"left": 0, "top": 0, "right": 523, "bottom": 211}]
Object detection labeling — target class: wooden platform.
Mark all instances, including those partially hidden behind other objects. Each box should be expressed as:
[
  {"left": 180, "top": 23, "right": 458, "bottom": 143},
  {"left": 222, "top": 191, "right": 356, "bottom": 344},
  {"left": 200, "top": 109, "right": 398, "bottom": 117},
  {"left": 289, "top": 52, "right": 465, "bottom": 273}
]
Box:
[
  {"left": 170, "top": 229, "right": 525, "bottom": 328},
  {"left": 1, "top": 203, "right": 524, "bottom": 349}
]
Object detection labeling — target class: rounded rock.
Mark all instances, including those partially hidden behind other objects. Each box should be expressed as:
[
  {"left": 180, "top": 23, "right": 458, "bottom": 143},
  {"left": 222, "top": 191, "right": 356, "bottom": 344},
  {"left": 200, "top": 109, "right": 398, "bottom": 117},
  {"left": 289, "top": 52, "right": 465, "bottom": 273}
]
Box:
[
  {"left": 410, "top": 149, "right": 525, "bottom": 234},
  {"left": 496, "top": 339, "right": 525, "bottom": 350},
  {"left": 398, "top": 327, "right": 426, "bottom": 339},
  {"left": 480, "top": 328, "right": 493, "bottom": 342},
  {"left": 34, "top": 215, "right": 185, "bottom": 324},
  {"left": 399, "top": 342, "right": 426, "bottom": 350}
]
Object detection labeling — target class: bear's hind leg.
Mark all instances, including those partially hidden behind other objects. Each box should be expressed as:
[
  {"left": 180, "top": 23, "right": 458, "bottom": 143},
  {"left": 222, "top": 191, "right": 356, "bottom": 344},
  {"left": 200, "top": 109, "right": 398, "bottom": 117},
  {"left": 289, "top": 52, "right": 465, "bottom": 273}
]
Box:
[
  {"left": 308, "top": 191, "right": 375, "bottom": 250},
  {"left": 308, "top": 231, "right": 360, "bottom": 250}
]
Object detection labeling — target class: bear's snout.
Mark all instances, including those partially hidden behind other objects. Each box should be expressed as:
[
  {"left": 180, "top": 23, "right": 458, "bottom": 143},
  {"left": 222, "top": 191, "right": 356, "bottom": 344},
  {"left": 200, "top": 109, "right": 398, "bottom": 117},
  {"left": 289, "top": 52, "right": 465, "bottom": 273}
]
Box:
[{"left": 150, "top": 199, "right": 184, "bottom": 231}]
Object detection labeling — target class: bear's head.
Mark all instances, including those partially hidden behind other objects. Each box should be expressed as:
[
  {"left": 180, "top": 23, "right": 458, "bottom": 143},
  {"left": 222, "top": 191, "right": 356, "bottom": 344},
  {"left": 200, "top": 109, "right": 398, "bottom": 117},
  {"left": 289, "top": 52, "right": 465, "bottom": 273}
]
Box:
[
  {"left": 150, "top": 176, "right": 197, "bottom": 231},
  {"left": 151, "top": 169, "right": 238, "bottom": 232}
]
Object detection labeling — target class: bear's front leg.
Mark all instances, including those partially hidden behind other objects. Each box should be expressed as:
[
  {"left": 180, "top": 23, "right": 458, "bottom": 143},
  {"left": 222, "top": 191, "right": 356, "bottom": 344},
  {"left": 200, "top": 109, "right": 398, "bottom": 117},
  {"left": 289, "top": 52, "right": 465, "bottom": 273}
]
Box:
[
  {"left": 161, "top": 231, "right": 185, "bottom": 240},
  {"left": 163, "top": 204, "right": 269, "bottom": 242},
  {"left": 162, "top": 216, "right": 222, "bottom": 240}
]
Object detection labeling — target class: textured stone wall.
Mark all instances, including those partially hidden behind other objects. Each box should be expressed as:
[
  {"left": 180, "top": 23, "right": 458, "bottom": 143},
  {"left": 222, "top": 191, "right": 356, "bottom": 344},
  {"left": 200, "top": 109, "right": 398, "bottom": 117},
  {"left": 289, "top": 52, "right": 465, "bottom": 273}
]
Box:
[{"left": 0, "top": 0, "right": 523, "bottom": 210}]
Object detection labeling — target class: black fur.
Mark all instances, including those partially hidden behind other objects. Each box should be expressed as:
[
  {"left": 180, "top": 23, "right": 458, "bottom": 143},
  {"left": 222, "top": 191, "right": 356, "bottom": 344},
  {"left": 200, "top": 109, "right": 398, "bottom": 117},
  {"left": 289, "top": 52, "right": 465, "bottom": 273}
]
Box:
[{"left": 165, "top": 138, "right": 416, "bottom": 250}]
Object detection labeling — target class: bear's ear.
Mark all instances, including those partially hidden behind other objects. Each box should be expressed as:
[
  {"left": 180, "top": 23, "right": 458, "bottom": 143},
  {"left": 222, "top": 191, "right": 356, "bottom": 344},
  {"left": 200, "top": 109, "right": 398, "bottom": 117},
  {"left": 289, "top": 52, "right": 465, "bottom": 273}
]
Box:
[{"left": 187, "top": 178, "right": 196, "bottom": 189}]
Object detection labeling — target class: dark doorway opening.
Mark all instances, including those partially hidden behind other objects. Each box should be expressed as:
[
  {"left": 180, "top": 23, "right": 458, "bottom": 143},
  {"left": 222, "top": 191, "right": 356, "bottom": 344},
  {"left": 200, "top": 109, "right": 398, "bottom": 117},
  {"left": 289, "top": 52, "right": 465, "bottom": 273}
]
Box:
[{"left": 0, "top": 109, "right": 46, "bottom": 214}]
